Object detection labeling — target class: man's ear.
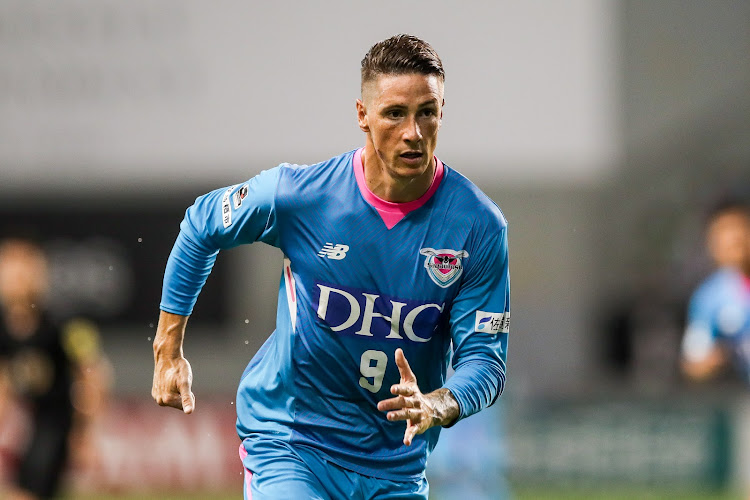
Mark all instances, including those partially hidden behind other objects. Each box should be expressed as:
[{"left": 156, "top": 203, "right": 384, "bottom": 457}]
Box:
[{"left": 356, "top": 99, "right": 369, "bottom": 132}]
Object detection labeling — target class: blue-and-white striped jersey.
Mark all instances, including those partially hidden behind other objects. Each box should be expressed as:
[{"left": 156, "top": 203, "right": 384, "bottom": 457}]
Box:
[
  {"left": 682, "top": 267, "right": 750, "bottom": 384},
  {"left": 160, "top": 149, "right": 510, "bottom": 480}
]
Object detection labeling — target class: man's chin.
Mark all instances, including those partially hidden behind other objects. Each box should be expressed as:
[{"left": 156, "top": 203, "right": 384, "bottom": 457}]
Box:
[{"left": 393, "top": 158, "right": 431, "bottom": 177}]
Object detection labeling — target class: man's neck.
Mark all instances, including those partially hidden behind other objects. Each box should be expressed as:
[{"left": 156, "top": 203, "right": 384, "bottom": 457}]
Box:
[{"left": 362, "top": 144, "right": 435, "bottom": 203}]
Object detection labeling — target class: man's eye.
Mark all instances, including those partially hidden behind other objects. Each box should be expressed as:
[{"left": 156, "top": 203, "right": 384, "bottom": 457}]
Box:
[
  {"left": 421, "top": 109, "right": 436, "bottom": 117},
  {"left": 386, "top": 110, "right": 403, "bottom": 118}
]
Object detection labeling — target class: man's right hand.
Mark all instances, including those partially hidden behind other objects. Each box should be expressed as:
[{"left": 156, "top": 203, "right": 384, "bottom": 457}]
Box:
[
  {"left": 151, "top": 311, "right": 195, "bottom": 414},
  {"left": 152, "top": 355, "right": 195, "bottom": 413}
]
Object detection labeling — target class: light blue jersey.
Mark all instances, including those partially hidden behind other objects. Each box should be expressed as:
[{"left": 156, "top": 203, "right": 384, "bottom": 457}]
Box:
[
  {"left": 161, "top": 149, "right": 510, "bottom": 481},
  {"left": 682, "top": 268, "right": 750, "bottom": 383}
]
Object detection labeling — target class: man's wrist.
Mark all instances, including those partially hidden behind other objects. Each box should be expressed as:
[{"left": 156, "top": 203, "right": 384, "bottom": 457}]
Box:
[
  {"left": 153, "top": 311, "right": 189, "bottom": 360},
  {"left": 428, "top": 388, "right": 460, "bottom": 428},
  {"left": 153, "top": 331, "right": 182, "bottom": 359}
]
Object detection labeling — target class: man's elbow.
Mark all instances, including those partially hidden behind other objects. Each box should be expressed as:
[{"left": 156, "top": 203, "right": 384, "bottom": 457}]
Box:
[{"left": 488, "top": 365, "right": 506, "bottom": 406}]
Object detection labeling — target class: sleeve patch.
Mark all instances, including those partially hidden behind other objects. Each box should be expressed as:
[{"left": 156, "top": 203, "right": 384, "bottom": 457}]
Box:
[
  {"left": 232, "top": 184, "right": 249, "bottom": 209},
  {"left": 475, "top": 310, "right": 510, "bottom": 334},
  {"left": 221, "top": 186, "right": 234, "bottom": 228}
]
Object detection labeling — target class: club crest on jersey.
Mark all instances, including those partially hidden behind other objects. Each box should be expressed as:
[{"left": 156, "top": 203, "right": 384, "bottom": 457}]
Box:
[{"left": 419, "top": 248, "right": 469, "bottom": 288}]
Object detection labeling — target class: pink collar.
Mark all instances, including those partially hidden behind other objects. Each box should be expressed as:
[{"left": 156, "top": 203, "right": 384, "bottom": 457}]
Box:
[{"left": 352, "top": 148, "right": 444, "bottom": 229}]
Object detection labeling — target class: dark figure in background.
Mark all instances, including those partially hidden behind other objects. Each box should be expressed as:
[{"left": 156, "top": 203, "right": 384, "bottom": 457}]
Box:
[{"left": 0, "top": 238, "right": 108, "bottom": 500}]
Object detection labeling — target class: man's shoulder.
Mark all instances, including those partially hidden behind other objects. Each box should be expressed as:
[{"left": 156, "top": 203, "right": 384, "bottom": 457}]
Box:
[
  {"left": 702, "top": 268, "right": 743, "bottom": 291},
  {"left": 440, "top": 162, "right": 507, "bottom": 231},
  {"left": 273, "top": 150, "right": 356, "bottom": 205},
  {"left": 278, "top": 150, "right": 356, "bottom": 179},
  {"left": 691, "top": 269, "right": 740, "bottom": 307}
]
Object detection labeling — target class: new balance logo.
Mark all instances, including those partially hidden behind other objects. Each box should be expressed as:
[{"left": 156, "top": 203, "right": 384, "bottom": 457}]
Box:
[{"left": 318, "top": 243, "right": 349, "bottom": 260}]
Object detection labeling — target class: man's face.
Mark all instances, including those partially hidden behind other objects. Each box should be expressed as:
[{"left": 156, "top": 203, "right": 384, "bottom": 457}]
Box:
[
  {"left": 0, "top": 241, "right": 48, "bottom": 308},
  {"left": 357, "top": 73, "right": 444, "bottom": 180},
  {"left": 707, "top": 210, "right": 750, "bottom": 269}
]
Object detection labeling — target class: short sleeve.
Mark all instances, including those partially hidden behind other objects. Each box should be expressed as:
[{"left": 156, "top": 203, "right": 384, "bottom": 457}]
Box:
[{"left": 681, "top": 284, "right": 718, "bottom": 363}]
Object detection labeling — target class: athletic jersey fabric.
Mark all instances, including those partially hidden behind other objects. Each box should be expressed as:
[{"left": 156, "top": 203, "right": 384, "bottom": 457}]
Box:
[
  {"left": 161, "top": 149, "right": 510, "bottom": 480},
  {"left": 682, "top": 267, "right": 750, "bottom": 383},
  {"left": 0, "top": 312, "right": 76, "bottom": 497},
  {"left": 0, "top": 312, "right": 74, "bottom": 416}
]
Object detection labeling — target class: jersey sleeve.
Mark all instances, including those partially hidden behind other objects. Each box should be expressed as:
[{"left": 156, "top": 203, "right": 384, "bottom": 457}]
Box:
[
  {"left": 681, "top": 283, "right": 719, "bottom": 363},
  {"left": 443, "top": 222, "right": 509, "bottom": 424},
  {"left": 160, "top": 167, "right": 282, "bottom": 316}
]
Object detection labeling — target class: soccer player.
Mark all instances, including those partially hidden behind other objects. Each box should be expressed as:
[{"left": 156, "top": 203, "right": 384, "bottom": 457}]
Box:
[
  {"left": 152, "top": 34, "right": 510, "bottom": 499},
  {"left": 681, "top": 200, "right": 750, "bottom": 383},
  {"left": 0, "top": 238, "right": 109, "bottom": 500}
]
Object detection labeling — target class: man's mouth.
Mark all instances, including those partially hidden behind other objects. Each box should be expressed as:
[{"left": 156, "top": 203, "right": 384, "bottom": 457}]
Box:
[{"left": 400, "top": 151, "right": 423, "bottom": 160}]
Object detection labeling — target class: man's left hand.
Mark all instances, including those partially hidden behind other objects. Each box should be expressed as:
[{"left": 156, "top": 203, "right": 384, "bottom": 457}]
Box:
[{"left": 377, "top": 348, "right": 459, "bottom": 446}]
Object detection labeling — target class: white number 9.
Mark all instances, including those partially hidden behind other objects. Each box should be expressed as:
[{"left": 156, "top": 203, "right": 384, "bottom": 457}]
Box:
[{"left": 359, "top": 350, "right": 388, "bottom": 393}]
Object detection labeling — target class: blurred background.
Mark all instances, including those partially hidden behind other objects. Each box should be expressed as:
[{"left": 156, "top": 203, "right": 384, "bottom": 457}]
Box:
[{"left": 1, "top": 0, "right": 749, "bottom": 498}]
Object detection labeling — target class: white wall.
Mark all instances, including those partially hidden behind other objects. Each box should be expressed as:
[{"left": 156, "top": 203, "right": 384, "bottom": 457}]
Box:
[
  {"left": 0, "top": 0, "right": 620, "bottom": 193},
  {"left": 0, "top": 0, "right": 621, "bottom": 399}
]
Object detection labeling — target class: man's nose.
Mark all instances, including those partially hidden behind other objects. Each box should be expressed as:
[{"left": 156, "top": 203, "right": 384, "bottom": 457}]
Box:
[{"left": 403, "top": 116, "right": 422, "bottom": 143}]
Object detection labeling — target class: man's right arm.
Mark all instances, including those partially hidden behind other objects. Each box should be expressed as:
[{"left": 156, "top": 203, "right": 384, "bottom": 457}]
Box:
[
  {"left": 152, "top": 168, "right": 281, "bottom": 413},
  {"left": 681, "top": 286, "right": 726, "bottom": 382},
  {"left": 681, "top": 322, "right": 727, "bottom": 381},
  {"left": 681, "top": 344, "right": 727, "bottom": 381},
  {"left": 152, "top": 311, "right": 194, "bottom": 413}
]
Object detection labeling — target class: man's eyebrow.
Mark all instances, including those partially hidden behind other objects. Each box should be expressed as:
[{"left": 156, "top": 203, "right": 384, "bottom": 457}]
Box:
[
  {"left": 380, "top": 98, "right": 439, "bottom": 109},
  {"left": 378, "top": 102, "right": 409, "bottom": 112}
]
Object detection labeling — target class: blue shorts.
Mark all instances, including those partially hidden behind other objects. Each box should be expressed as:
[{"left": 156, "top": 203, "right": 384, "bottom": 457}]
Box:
[{"left": 239, "top": 436, "right": 428, "bottom": 500}]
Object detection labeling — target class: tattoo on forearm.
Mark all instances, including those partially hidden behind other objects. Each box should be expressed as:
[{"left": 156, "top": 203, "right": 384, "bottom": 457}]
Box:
[{"left": 430, "top": 388, "right": 459, "bottom": 427}]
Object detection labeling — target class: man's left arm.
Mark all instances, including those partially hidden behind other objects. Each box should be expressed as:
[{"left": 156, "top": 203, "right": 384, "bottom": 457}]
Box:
[
  {"left": 378, "top": 223, "right": 509, "bottom": 442},
  {"left": 442, "top": 225, "right": 509, "bottom": 422}
]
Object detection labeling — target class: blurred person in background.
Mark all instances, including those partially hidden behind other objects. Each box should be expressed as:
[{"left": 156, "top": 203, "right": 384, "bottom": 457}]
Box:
[
  {"left": 426, "top": 379, "right": 509, "bottom": 499},
  {"left": 0, "top": 237, "right": 110, "bottom": 500},
  {"left": 152, "top": 34, "right": 510, "bottom": 500},
  {"left": 681, "top": 199, "right": 750, "bottom": 384}
]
